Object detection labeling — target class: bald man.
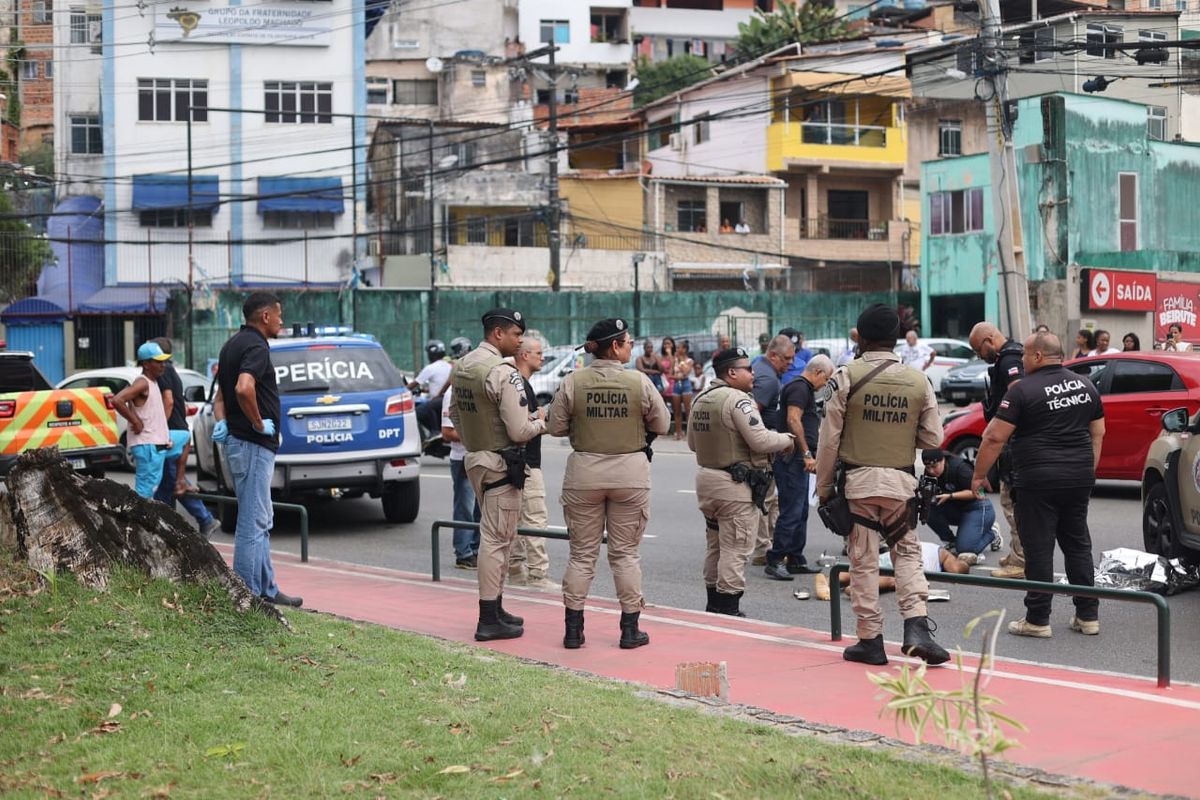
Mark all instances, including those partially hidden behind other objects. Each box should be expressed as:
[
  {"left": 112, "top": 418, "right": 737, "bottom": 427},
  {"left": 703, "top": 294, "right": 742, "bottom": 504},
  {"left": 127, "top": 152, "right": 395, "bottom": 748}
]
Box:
[{"left": 968, "top": 321, "right": 1025, "bottom": 578}]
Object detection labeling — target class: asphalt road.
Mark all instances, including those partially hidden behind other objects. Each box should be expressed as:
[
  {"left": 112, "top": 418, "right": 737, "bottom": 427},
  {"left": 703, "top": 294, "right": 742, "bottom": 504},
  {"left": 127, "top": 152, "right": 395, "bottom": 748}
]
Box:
[{"left": 145, "top": 432, "right": 1200, "bottom": 687}]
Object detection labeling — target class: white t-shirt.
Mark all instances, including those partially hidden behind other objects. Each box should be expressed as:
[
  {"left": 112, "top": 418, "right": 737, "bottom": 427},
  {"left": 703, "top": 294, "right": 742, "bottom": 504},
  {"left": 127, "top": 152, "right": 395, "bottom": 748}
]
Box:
[
  {"left": 441, "top": 389, "right": 465, "bottom": 461},
  {"left": 898, "top": 342, "right": 933, "bottom": 369},
  {"left": 1086, "top": 347, "right": 1122, "bottom": 356},
  {"left": 880, "top": 542, "right": 943, "bottom": 573},
  {"left": 416, "top": 359, "right": 453, "bottom": 397}
]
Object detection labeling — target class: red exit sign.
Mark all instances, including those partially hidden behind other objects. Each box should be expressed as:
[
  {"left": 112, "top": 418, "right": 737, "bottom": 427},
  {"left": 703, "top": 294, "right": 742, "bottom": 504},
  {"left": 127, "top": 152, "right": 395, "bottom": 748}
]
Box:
[{"left": 1081, "top": 268, "right": 1156, "bottom": 312}]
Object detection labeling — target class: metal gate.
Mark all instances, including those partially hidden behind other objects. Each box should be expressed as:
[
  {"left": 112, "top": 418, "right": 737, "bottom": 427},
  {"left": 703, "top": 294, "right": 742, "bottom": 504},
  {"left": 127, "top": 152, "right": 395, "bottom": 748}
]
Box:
[{"left": 7, "top": 323, "right": 65, "bottom": 384}]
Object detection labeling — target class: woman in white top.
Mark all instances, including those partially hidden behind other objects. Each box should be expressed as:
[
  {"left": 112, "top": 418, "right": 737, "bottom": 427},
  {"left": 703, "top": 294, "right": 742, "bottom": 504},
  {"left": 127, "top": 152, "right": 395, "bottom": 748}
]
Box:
[
  {"left": 1086, "top": 329, "right": 1122, "bottom": 356},
  {"left": 1164, "top": 323, "right": 1193, "bottom": 352}
]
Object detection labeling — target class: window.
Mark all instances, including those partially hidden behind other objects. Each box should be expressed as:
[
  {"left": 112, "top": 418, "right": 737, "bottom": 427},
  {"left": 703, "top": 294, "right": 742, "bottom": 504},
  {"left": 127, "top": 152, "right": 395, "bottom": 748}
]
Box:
[
  {"left": 137, "top": 78, "right": 208, "bottom": 122},
  {"left": 1119, "top": 172, "right": 1137, "bottom": 252},
  {"left": 70, "top": 10, "right": 100, "bottom": 44},
  {"left": 466, "top": 217, "right": 487, "bottom": 244},
  {"left": 455, "top": 140, "right": 476, "bottom": 167},
  {"left": 693, "top": 113, "right": 711, "bottom": 145},
  {"left": 648, "top": 114, "right": 679, "bottom": 150},
  {"left": 43, "top": 60, "right": 53, "bottom": 78},
  {"left": 719, "top": 200, "right": 744, "bottom": 230},
  {"left": 392, "top": 78, "right": 437, "bottom": 105},
  {"left": 20, "top": 61, "right": 38, "bottom": 80},
  {"left": 1178, "top": 0, "right": 1187, "bottom": 10},
  {"left": 590, "top": 9, "right": 624, "bottom": 43},
  {"left": 539, "top": 19, "right": 569, "bottom": 44},
  {"left": 535, "top": 88, "right": 579, "bottom": 105},
  {"left": 140, "top": 209, "right": 213, "bottom": 227},
  {"left": 32, "top": 0, "right": 51, "bottom": 24},
  {"left": 677, "top": 200, "right": 706, "bottom": 232},
  {"left": 938, "top": 119, "right": 962, "bottom": 156},
  {"left": 262, "top": 211, "right": 336, "bottom": 230},
  {"left": 1070, "top": 360, "right": 1111, "bottom": 388},
  {"left": 366, "top": 77, "right": 389, "bottom": 105},
  {"left": 1148, "top": 0, "right": 1163, "bottom": 8},
  {"left": 929, "top": 188, "right": 984, "bottom": 235},
  {"left": 1148, "top": 105, "right": 1167, "bottom": 141},
  {"left": 265, "top": 81, "right": 332, "bottom": 124},
  {"left": 1086, "top": 23, "right": 1122, "bottom": 59},
  {"left": 470, "top": 69, "right": 486, "bottom": 88},
  {"left": 70, "top": 115, "right": 101, "bottom": 154},
  {"left": 1109, "top": 360, "right": 1183, "bottom": 393},
  {"left": 1018, "top": 26, "right": 1055, "bottom": 64}
]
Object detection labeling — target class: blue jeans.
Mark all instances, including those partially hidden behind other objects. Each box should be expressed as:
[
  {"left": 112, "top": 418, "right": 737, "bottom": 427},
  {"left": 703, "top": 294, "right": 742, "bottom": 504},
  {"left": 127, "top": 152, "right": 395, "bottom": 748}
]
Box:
[
  {"left": 450, "top": 458, "right": 481, "bottom": 559},
  {"left": 927, "top": 498, "right": 996, "bottom": 555},
  {"left": 226, "top": 436, "right": 279, "bottom": 599},
  {"left": 131, "top": 443, "right": 167, "bottom": 498},
  {"left": 767, "top": 454, "right": 810, "bottom": 565},
  {"left": 155, "top": 452, "right": 214, "bottom": 526}
]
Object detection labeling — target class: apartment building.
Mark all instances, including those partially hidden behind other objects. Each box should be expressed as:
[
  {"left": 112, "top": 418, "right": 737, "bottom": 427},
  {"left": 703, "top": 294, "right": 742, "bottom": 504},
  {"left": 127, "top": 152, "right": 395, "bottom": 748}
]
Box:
[{"left": 16, "top": 0, "right": 53, "bottom": 152}]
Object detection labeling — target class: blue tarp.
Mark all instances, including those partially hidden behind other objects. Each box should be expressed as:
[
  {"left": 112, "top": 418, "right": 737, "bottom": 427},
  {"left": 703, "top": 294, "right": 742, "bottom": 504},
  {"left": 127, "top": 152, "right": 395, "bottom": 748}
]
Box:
[
  {"left": 76, "top": 285, "right": 171, "bottom": 314},
  {"left": 257, "top": 176, "right": 344, "bottom": 214},
  {"left": 2, "top": 195, "right": 104, "bottom": 323},
  {"left": 2, "top": 297, "right": 68, "bottom": 324},
  {"left": 132, "top": 174, "right": 220, "bottom": 211}
]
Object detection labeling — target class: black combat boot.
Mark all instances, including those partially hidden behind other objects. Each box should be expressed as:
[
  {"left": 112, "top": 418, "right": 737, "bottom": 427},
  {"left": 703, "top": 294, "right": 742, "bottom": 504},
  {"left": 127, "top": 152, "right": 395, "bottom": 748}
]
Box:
[
  {"left": 902, "top": 616, "right": 950, "bottom": 665},
  {"left": 475, "top": 599, "right": 523, "bottom": 642},
  {"left": 728, "top": 591, "right": 748, "bottom": 618},
  {"left": 843, "top": 635, "right": 888, "bottom": 665},
  {"left": 712, "top": 592, "right": 747, "bottom": 617},
  {"left": 564, "top": 608, "right": 585, "bottom": 649},
  {"left": 705, "top": 586, "right": 720, "bottom": 613},
  {"left": 619, "top": 611, "right": 650, "bottom": 649},
  {"left": 496, "top": 595, "right": 523, "bottom": 626}
]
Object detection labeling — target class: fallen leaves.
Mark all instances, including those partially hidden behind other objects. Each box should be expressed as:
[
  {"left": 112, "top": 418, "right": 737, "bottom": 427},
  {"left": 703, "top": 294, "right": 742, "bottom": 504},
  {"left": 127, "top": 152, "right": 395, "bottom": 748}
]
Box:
[
  {"left": 88, "top": 721, "right": 121, "bottom": 735},
  {"left": 340, "top": 754, "right": 361, "bottom": 767},
  {"left": 107, "top": 703, "right": 122, "bottom": 719},
  {"left": 437, "top": 765, "right": 470, "bottom": 775},
  {"left": 76, "top": 771, "right": 126, "bottom": 785}
]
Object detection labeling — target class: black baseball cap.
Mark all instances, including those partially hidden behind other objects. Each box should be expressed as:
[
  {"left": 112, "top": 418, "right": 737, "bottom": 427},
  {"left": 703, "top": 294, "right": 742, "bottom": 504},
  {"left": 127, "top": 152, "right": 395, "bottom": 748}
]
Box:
[{"left": 922, "top": 448, "right": 949, "bottom": 464}]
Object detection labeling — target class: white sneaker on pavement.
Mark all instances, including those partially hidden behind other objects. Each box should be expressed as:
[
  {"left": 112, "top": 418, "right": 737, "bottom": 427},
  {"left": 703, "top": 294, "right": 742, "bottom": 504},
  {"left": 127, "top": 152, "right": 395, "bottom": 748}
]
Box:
[
  {"left": 1007, "top": 618, "right": 1052, "bottom": 638},
  {"left": 1069, "top": 615, "right": 1100, "bottom": 635}
]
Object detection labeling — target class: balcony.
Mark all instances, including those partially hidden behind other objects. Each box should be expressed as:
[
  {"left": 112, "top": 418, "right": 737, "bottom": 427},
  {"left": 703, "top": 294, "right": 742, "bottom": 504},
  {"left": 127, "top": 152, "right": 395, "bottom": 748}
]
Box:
[
  {"left": 768, "top": 119, "right": 906, "bottom": 170},
  {"left": 787, "top": 217, "right": 908, "bottom": 263},
  {"left": 799, "top": 216, "right": 890, "bottom": 241}
]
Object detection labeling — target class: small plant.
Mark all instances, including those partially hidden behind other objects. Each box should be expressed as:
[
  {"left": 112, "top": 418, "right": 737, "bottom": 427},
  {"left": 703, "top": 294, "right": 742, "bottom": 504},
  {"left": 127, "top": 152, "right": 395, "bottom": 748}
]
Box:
[
  {"left": 33, "top": 563, "right": 58, "bottom": 597},
  {"left": 869, "top": 610, "right": 1025, "bottom": 799}
]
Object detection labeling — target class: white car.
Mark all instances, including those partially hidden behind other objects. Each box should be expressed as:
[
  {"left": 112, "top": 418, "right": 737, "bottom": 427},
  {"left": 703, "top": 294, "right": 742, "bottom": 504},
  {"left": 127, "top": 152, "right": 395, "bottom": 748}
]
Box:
[
  {"left": 530, "top": 345, "right": 582, "bottom": 406},
  {"left": 56, "top": 366, "right": 208, "bottom": 465},
  {"left": 894, "top": 337, "right": 974, "bottom": 394}
]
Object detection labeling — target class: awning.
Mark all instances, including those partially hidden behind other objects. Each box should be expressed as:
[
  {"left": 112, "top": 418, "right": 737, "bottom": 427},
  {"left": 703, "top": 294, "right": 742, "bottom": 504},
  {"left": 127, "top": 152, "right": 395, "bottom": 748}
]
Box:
[
  {"left": 1, "top": 297, "right": 69, "bottom": 325},
  {"left": 132, "top": 175, "right": 220, "bottom": 212},
  {"left": 777, "top": 71, "right": 911, "bottom": 99},
  {"left": 257, "top": 177, "right": 345, "bottom": 214},
  {"left": 76, "top": 285, "right": 171, "bottom": 314}
]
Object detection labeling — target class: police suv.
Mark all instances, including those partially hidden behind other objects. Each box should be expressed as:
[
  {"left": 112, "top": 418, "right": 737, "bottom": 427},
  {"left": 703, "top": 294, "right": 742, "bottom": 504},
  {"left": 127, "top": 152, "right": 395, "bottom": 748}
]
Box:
[{"left": 194, "top": 327, "right": 422, "bottom": 529}]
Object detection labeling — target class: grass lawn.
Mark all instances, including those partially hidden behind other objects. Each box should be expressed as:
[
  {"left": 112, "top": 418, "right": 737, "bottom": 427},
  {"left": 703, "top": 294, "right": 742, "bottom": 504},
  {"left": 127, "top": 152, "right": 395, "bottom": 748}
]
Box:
[{"left": 0, "top": 556, "right": 1069, "bottom": 799}]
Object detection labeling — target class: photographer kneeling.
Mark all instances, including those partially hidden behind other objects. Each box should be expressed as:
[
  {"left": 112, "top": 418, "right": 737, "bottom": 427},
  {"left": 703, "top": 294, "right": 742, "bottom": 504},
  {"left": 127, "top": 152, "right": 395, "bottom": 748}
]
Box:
[{"left": 921, "top": 449, "right": 999, "bottom": 565}]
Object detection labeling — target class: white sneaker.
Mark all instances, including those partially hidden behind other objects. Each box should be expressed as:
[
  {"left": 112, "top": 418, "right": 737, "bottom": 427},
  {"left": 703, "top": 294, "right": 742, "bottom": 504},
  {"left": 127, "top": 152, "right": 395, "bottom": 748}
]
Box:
[
  {"left": 958, "top": 552, "right": 979, "bottom": 567},
  {"left": 990, "top": 525, "right": 1004, "bottom": 552},
  {"left": 1007, "top": 619, "right": 1052, "bottom": 638},
  {"left": 927, "top": 589, "right": 951, "bottom": 602},
  {"left": 1069, "top": 615, "right": 1100, "bottom": 635},
  {"left": 524, "top": 575, "right": 560, "bottom": 591}
]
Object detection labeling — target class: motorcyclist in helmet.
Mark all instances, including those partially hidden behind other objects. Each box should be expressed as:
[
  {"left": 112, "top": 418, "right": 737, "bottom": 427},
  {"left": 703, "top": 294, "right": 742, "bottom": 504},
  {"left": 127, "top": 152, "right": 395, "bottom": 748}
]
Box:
[
  {"left": 449, "top": 337, "right": 472, "bottom": 360},
  {"left": 411, "top": 338, "right": 452, "bottom": 433}
]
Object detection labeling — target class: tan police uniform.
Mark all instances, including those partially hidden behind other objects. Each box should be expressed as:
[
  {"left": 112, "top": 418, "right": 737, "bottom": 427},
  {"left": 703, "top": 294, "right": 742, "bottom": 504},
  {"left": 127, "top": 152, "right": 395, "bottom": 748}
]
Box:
[
  {"left": 545, "top": 358, "right": 670, "bottom": 613},
  {"left": 815, "top": 351, "right": 943, "bottom": 640},
  {"left": 751, "top": 486, "right": 779, "bottom": 563},
  {"left": 512, "top": 468, "right": 552, "bottom": 582},
  {"left": 450, "top": 340, "right": 545, "bottom": 601},
  {"left": 689, "top": 379, "right": 794, "bottom": 603}
]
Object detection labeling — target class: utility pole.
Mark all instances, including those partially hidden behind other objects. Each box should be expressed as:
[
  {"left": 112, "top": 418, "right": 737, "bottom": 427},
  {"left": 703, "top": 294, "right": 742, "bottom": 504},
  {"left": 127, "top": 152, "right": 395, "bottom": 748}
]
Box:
[
  {"left": 427, "top": 119, "right": 438, "bottom": 334},
  {"left": 979, "top": 0, "right": 1032, "bottom": 337},
  {"left": 545, "top": 45, "right": 562, "bottom": 292},
  {"left": 186, "top": 110, "right": 195, "bottom": 371}
]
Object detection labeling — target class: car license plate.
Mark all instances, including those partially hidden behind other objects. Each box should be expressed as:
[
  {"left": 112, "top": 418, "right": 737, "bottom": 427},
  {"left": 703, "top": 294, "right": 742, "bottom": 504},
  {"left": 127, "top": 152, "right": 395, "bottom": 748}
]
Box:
[
  {"left": 307, "top": 416, "right": 352, "bottom": 432},
  {"left": 68, "top": 458, "right": 86, "bottom": 470},
  {"left": 949, "top": 392, "right": 966, "bottom": 400}
]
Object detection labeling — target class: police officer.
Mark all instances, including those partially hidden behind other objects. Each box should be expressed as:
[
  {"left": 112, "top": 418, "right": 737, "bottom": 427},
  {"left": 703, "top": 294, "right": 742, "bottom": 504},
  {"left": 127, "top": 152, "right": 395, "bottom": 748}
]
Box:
[
  {"left": 689, "top": 348, "right": 796, "bottom": 617},
  {"left": 547, "top": 318, "right": 670, "bottom": 650},
  {"left": 968, "top": 321, "right": 1025, "bottom": 579},
  {"left": 450, "top": 308, "right": 545, "bottom": 642},
  {"left": 816, "top": 304, "right": 949, "bottom": 666}
]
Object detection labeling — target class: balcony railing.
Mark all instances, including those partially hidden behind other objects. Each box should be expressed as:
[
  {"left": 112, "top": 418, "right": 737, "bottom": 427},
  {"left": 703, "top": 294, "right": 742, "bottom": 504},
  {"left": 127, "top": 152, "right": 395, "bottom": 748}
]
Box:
[
  {"left": 798, "top": 217, "right": 890, "bottom": 241},
  {"left": 447, "top": 221, "right": 654, "bottom": 251},
  {"left": 799, "top": 122, "right": 888, "bottom": 148}
]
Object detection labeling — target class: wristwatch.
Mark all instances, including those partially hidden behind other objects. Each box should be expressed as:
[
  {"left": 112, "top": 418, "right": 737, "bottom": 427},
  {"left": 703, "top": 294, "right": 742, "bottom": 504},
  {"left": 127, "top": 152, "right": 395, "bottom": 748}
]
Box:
[{"left": 803, "top": 450, "right": 814, "bottom": 459}]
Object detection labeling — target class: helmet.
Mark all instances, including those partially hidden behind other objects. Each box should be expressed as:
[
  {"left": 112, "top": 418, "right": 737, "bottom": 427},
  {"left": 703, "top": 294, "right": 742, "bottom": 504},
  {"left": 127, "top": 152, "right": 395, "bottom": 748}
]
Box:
[
  {"left": 449, "top": 336, "right": 472, "bottom": 359},
  {"left": 425, "top": 339, "right": 446, "bottom": 361}
]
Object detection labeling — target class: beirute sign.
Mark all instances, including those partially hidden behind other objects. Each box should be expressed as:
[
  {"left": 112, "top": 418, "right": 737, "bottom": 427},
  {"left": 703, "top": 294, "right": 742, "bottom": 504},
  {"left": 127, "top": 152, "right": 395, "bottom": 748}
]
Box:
[
  {"left": 1156, "top": 281, "right": 1200, "bottom": 340},
  {"left": 153, "top": 2, "right": 330, "bottom": 47},
  {"left": 1081, "top": 268, "right": 1156, "bottom": 312}
]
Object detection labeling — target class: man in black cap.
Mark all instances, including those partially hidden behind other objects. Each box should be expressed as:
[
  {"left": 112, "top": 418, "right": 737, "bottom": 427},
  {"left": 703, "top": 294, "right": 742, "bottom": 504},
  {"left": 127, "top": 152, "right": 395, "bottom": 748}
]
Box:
[
  {"left": 547, "top": 318, "right": 670, "bottom": 649},
  {"left": 921, "top": 448, "right": 999, "bottom": 565},
  {"left": 688, "top": 347, "right": 796, "bottom": 617},
  {"left": 450, "top": 308, "right": 546, "bottom": 641},
  {"left": 816, "top": 303, "right": 948, "bottom": 666}
]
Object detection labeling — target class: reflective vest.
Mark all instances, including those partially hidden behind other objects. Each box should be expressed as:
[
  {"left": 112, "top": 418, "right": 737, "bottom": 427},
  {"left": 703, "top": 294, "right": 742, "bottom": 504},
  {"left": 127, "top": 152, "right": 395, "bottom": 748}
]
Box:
[
  {"left": 690, "top": 383, "right": 753, "bottom": 469},
  {"left": 838, "top": 358, "right": 927, "bottom": 469},
  {"left": 568, "top": 367, "right": 645, "bottom": 454},
  {"left": 452, "top": 348, "right": 513, "bottom": 452}
]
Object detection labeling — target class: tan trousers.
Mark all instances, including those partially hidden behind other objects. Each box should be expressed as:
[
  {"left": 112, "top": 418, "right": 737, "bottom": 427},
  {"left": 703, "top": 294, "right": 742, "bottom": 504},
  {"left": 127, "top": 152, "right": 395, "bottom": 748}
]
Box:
[
  {"left": 1000, "top": 480, "right": 1025, "bottom": 567},
  {"left": 510, "top": 467, "right": 551, "bottom": 578},
  {"left": 465, "top": 460, "right": 522, "bottom": 601},
  {"left": 561, "top": 487, "right": 650, "bottom": 613},
  {"left": 751, "top": 480, "right": 778, "bottom": 560},
  {"left": 699, "top": 496, "right": 761, "bottom": 594},
  {"left": 847, "top": 496, "right": 928, "bottom": 640}
]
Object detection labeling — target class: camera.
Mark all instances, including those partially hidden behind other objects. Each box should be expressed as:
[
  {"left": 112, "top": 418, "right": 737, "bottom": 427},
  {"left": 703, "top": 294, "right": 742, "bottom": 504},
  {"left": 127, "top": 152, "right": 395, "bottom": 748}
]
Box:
[{"left": 916, "top": 475, "right": 940, "bottom": 524}]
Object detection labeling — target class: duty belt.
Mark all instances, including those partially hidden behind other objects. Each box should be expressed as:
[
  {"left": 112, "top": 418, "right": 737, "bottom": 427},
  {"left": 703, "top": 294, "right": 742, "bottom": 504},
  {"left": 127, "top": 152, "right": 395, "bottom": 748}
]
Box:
[
  {"left": 722, "top": 462, "right": 773, "bottom": 514},
  {"left": 482, "top": 446, "right": 528, "bottom": 493},
  {"left": 842, "top": 461, "right": 915, "bottom": 477}
]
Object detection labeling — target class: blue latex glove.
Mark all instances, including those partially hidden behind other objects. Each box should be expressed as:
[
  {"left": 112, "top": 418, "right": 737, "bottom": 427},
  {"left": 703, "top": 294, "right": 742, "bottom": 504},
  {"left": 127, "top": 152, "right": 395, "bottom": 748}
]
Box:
[
  {"left": 212, "top": 419, "right": 228, "bottom": 443},
  {"left": 259, "top": 418, "right": 276, "bottom": 437}
]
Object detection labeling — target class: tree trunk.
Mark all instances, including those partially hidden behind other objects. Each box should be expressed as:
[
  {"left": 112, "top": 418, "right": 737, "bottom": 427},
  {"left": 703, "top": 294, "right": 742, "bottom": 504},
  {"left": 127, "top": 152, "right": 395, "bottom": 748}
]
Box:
[{"left": 0, "top": 447, "right": 284, "bottom": 624}]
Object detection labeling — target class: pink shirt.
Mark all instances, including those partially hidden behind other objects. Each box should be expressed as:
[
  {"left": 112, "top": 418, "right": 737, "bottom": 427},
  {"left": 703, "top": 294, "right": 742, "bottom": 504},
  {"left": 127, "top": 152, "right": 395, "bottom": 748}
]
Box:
[{"left": 126, "top": 373, "right": 170, "bottom": 447}]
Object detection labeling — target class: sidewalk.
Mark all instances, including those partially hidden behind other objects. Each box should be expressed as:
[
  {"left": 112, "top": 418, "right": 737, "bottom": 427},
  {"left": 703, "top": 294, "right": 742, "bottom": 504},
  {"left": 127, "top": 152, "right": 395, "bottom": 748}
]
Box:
[{"left": 221, "top": 545, "right": 1200, "bottom": 799}]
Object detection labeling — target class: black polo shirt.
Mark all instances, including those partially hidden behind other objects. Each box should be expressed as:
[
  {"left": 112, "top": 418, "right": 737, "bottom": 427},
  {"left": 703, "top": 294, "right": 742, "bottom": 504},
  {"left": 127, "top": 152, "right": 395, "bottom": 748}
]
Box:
[
  {"left": 521, "top": 376, "right": 542, "bottom": 469},
  {"left": 157, "top": 362, "right": 188, "bottom": 431},
  {"left": 984, "top": 339, "right": 1024, "bottom": 422},
  {"left": 994, "top": 364, "right": 1103, "bottom": 490},
  {"left": 778, "top": 375, "right": 819, "bottom": 452},
  {"left": 217, "top": 325, "right": 280, "bottom": 451}
]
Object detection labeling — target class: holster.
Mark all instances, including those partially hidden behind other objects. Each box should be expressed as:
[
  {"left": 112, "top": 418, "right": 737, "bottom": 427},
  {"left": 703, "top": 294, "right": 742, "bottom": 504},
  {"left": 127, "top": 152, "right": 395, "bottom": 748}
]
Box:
[
  {"left": 642, "top": 431, "right": 657, "bottom": 463},
  {"left": 725, "top": 463, "right": 772, "bottom": 514},
  {"left": 484, "top": 446, "right": 528, "bottom": 493},
  {"left": 817, "top": 464, "right": 912, "bottom": 547}
]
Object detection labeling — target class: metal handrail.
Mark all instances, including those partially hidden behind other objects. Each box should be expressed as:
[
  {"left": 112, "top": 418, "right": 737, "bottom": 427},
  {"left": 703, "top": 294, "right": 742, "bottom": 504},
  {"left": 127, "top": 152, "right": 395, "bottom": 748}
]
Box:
[
  {"left": 194, "top": 493, "right": 310, "bottom": 563},
  {"left": 430, "top": 519, "right": 601, "bottom": 582},
  {"left": 827, "top": 563, "right": 1172, "bottom": 688}
]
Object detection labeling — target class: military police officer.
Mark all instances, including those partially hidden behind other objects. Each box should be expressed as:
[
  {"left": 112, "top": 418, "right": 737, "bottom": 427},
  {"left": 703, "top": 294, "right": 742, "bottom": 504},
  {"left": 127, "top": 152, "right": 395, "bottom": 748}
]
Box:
[
  {"left": 689, "top": 347, "right": 796, "bottom": 617},
  {"left": 546, "top": 318, "right": 670, "bottom": 650},
  {"left": 450, "top": 308, "right": 546, "bottom": 642},
  {"left": 815, "top": 304, "right": 949, "bottom": 666}
]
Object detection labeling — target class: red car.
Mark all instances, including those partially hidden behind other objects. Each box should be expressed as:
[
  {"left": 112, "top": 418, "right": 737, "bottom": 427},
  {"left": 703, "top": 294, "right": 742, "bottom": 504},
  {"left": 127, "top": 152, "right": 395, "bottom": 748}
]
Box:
[{"left": 940, "top": 352, "right": 1200, "bottom": 481}]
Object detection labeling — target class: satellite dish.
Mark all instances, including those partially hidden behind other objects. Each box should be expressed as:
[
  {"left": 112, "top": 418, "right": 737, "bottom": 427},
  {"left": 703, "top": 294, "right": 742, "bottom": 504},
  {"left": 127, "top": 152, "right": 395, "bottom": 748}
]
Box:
[{"left": 426, "top": 57, "right": 444, "bottom": 73}]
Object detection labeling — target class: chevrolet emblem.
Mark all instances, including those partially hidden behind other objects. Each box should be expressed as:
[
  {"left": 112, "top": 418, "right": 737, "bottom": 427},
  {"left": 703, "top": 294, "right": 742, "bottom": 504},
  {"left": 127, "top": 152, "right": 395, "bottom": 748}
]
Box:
[{"left": 315, "top": 394, "right": 341, "bottom": 405}]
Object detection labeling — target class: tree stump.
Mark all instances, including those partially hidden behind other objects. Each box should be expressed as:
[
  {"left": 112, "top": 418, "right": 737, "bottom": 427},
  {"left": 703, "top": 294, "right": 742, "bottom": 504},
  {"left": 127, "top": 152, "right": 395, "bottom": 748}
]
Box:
[{"left": 0, "top": 447, "right": 284, "bottom": 624}]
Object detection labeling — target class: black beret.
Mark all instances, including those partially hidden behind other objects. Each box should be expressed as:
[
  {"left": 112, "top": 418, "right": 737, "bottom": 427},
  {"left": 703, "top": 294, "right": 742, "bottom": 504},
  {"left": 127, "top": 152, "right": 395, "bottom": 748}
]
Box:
[
  {"left": 481, "top": 307, "right": 526, "bottom": 333},
  {"left": 586, "top": 318, "right": 629, "bottom": 344},
  {"left": 857, "top": 303, "right": 900, "bottom": 342},
  {"left": 777, "top": 327, "right": 801, "bottom": 346},
  {"left": 922, "top": 448, "right": 949, "bottom": 464},
  {"left": 712, "top": 347, "right": 750, "bottom": 373}
]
